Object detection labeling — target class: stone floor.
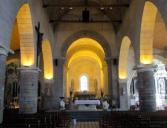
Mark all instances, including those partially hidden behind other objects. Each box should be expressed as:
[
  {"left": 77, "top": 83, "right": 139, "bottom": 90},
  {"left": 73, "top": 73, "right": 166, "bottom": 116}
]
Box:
[{"left": 70, "top": 121, "right": 99, "bottom": 128}]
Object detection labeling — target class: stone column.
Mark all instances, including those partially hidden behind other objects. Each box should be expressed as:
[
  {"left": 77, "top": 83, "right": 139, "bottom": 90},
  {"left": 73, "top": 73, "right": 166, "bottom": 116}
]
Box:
[
  {"left": 42, "top": 79, "right": 53, "bottom": 110},
  {"left": 52, "top": 58, "right": 66, "bottom": 108},
  {"left": 19, "top": 67, "right": 40, "bottom": 114},
  {"left": 136, "top": 65, "right": 156, "bottom": 112},
  {"left": 0, "top": 45, "right": 13, "bottom": 124},
  {"left": 119, "top": 79, "right": 130, "bottom": 110},
  {"left": 106, "top": 58, "right": 112, "bottom": 98}
]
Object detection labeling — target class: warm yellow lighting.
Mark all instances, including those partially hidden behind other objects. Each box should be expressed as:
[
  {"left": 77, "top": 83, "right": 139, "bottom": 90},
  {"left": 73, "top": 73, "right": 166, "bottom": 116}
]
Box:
[
  {"left": 42, "top": 40, "right": 53, "bottom": 80},
  {"left": 140, "top": 1, "right": 157, "bottom": 65},
  {"left": 17, "top": 4, "right": 35, "bottom": 67},
  {"left": 66, "top": 37, "right": 107, "bottom": 98},
  {"left": 141, "top": 57, "right": 152, "bottom": 64},
  {"left": 119, "top": 36, "right": 131, "bottom": 80},
  {"left": 23, "top": 61, "right": 33, "bottom": 67},
  {"left": 67, "top": 38, "right": 105, "bottom": 56},
  {"left": 7, "top": 59, "right": 19, "bottom": 65},
  {"left": 45, "top": 74, "right": 53, "bottom": 80},
  {"left": 119, "top": 75, "right": 127, "bottom": 80},
  {"left": 68, "top": 50, "right": 102, "bottom": 68}
]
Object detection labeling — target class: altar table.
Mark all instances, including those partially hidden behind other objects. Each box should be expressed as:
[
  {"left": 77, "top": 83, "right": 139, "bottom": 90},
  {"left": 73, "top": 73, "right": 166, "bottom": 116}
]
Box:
[{"left": 74, "top": 100, "right": 100, "bottom": 110}]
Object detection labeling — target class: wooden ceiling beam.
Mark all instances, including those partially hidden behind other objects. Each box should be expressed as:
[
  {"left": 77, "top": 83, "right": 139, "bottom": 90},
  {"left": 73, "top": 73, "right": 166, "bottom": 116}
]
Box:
[
  {"left": 43, "top": 4, "right": 129, "bottom": 8},
  {"left": 49, "top": 19, "right": 122, "bottom": 23}
]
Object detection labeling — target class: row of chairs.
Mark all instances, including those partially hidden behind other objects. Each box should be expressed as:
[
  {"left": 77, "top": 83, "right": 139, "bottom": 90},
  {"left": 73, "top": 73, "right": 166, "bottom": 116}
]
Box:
[
  {"left": 99, "top": 111, "right": 167, "bottom": 128},
  {"left": 0, "top": 110, "right": 71, "bottom": 128}
]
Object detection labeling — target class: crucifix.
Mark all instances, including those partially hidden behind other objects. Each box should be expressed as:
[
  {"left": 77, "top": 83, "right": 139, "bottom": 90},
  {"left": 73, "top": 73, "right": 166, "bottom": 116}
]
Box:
[{"left": 35, "top": 22, "right": 44, "bottom": 67}]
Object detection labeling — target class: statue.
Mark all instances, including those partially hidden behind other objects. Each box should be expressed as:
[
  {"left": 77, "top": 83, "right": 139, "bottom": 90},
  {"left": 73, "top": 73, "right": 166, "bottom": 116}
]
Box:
[
  {"left": 35, "top": 22, "right": 44, "bottom": 67},
  {"left": 59, "top": 97, "right": 65, "bottom": 110},
  {"left": 102, "top": 99, "right": 109, "bottom": 110}
]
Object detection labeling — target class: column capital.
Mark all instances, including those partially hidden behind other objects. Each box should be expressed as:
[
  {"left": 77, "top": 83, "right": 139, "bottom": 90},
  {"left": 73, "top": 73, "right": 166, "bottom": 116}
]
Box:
[
  {"left": 44, "top": 79, "right": 54, "bottom": 84},
  {"left": 55, "top": 57, "right": 66, "bottom": 65},
  {"left": 18, "top": 67, "right": 41, "bottom": 72},
  {"left": 133, "top": 64, "right": 156, "bottom": 72},
  {"left": 0, "top": 43, "right": 14, "bottom": 56},
  {"left": 119, "top": 79, "right": 127, "bottom": 84},
  {"left": 105, "top": 57, "right": 112, "bottom": 64}
]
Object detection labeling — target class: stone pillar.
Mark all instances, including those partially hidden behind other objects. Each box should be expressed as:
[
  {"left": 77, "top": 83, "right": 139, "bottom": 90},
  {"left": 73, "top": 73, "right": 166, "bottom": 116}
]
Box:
[
  {"left": 42, "top": 79, "right": 53, "bottom": 110},
  {"left": 106, "top": 58, "right": 112, "bottom": 98},
  {"left": 119, "top": 79, "right": 130, "bottom": 110},
  {"left": 137, "top": 65, "right": 156, "bottom": 112},
  {"left": 0, "top": 49, "right": 7, "bottom": 123},
  {"left": 0, "top": 45, "right": 13, "bottom": 124},
  {"left": 52, "top": 58, "right": 66, "bottom": 108},
  {"left": 19, "top": 67, "right": 40, "bottom": 114}
]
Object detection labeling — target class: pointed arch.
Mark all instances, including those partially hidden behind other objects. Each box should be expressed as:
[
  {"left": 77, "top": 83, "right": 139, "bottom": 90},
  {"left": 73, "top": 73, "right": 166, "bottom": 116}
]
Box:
[
  {"left": 16, "top": 4, "right": 35, "bottom": 66},
  {"left": 119, "top": 36, "right": 131, "bottom": 79},
  {"left": 42, "top": 40, "right": 53, "bottom": 80}
]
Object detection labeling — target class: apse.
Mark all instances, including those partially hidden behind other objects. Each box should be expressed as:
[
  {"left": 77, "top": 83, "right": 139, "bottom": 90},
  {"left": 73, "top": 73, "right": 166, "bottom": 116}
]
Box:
[{"left": 64, "top": 38, "right": 108, "bottom": 97}]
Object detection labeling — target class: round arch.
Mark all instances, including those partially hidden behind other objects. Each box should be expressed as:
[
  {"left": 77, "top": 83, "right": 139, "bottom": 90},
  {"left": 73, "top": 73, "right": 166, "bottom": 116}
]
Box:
[
  {"left": 149, "top": 0, "right": 167, "bottom": 30},
  {"left": 119, "top": 36, "right": 131, "bottom": 79},
  {"left": 42, "top": 39, "right": 53, "bottom": 80},
  {"left": 61, "top": 30, "right": 111, "bottom": 58},
  {"left": 16, "top": 3, "right": 35, "bottom": 67},
  {"left": 140, "top": 1, "right": 166, "bottom": 65}
]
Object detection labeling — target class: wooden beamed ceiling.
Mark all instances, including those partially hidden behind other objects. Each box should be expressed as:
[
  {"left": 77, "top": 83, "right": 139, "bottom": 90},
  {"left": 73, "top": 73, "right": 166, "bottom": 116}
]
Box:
[{"left": 42, "top": 0, "right": 132, "bottom": 32}]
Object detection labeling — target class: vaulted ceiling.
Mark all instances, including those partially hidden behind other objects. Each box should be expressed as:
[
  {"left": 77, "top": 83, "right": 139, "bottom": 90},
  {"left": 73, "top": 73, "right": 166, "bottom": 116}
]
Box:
[{"left": 42, "top": 0, "right": 132, "bottom": 32}]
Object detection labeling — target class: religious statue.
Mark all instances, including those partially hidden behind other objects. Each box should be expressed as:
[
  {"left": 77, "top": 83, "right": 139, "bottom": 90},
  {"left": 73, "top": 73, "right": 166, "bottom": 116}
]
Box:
[
  {"left": 59, "top": 97, "right": 65, "bottom": 110},
  {"left": 102, "top": 99, "right": 109, "bottom": 110},
  {"left": 35, "top": 22, "right": 44, "bottom": 67}
]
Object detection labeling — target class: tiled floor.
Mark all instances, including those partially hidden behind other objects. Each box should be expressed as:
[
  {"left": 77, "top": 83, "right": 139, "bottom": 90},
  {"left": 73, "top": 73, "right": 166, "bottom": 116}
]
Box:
[{"left": 70, "top": 121, "right": 99, "bottom": 128}]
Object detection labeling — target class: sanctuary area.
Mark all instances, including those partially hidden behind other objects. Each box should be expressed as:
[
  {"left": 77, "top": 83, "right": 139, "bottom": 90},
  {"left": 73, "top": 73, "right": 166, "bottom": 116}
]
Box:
[{"left": 1, "top": 0, "right": 167, "bottom": 127}]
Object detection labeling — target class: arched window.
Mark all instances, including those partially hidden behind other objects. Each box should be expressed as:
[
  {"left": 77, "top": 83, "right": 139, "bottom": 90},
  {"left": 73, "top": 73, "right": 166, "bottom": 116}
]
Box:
[{"left": 80, "top": 75, "right": 88, "bottom": 91}]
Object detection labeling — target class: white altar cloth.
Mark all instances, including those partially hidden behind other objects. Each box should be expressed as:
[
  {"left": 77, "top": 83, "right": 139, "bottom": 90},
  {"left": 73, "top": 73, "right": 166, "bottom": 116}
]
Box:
[{"left": 74, "top": 100, "right": 100, "bottom": 105}]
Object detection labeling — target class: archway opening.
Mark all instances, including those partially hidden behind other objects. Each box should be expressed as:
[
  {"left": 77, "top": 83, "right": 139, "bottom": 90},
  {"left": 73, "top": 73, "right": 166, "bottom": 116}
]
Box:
[
  {"left": 119, "top": 36, "right": 131, "bottom": 79},
  {"left": 119, "top": 36, "right": 137, "bottom": 110},
  {"left": 42, "top": 40, "right": 53, "bottom": 80},
  {"left": 65, "top": 38, "right": 108, "bottom": 98},
  {"left": 140, "top": 1, "right": 167, "bottom": 65},
  {"left": 4, "top": 3, "right": 35, "bottom": 109},
  {"left": 10, "top": 3, "right": 35, "bottom": 67}
]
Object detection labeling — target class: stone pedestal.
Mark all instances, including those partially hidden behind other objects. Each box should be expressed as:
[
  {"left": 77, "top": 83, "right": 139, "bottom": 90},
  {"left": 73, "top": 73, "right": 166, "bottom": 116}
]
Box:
[
  {"left": 119, "top": 80, "right": 130, "bottom": 110},
  {"left": 19, "top": 68, "right": 39, "bottom": 114},
  {"left": 137, "top": 65, "right": 156, "bottom": 112}
]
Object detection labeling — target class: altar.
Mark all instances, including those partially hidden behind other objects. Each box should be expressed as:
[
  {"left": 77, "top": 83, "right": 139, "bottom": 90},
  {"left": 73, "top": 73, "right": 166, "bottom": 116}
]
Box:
[{"left": 74, "top": 100, "right": 100, "bottom": 110}]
